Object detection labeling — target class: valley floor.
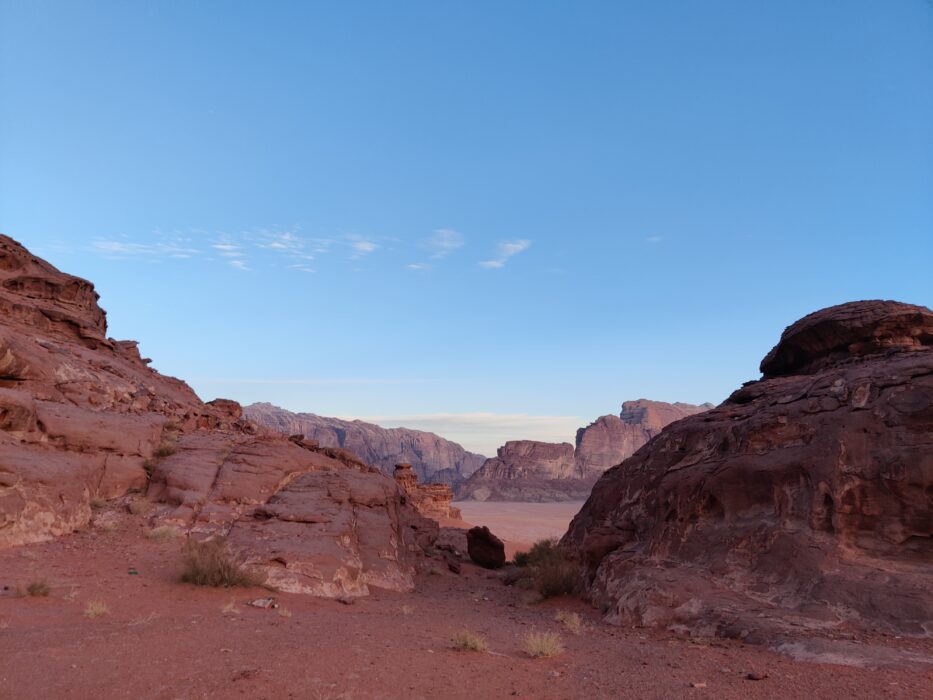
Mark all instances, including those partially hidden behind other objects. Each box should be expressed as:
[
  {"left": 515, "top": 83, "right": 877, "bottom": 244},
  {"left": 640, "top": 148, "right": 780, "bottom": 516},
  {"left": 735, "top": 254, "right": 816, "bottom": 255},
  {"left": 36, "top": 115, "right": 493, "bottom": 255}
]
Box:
[{"left": 1, "top": 508, "right": 931, "bottom": 700}]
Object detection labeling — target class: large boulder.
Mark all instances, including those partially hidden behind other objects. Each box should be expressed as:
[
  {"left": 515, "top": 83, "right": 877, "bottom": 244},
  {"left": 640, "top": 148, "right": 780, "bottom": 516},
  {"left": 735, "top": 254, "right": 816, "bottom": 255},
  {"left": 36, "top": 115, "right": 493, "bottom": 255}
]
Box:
[
  {"left": 467, "top": 525, "right": 506, "bottom": 569},
  {"left": 563, "top": 300, "right": 933, "bottom": 638}
]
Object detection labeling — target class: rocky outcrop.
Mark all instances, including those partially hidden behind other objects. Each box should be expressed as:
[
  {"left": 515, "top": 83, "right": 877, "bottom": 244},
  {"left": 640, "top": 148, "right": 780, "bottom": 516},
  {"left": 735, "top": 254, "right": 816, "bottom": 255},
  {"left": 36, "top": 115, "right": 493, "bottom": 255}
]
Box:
[
  {"left": 467, "top": 526, "right": 506, "bottom": 569},
  {"left": 243, "top": 403, "right": 485, "bottom": 485},
  {"left": 563, "top": 301, "right": 933, "bottom": 638},
  {"left": 0, "top": 234, "right": 438, "bottom": 598},
  {"left": 457, "top": 401, "right": 711, "bottom": 501},
  {"left": 393, "top": 463, "right": 460, "bottom": 521}
]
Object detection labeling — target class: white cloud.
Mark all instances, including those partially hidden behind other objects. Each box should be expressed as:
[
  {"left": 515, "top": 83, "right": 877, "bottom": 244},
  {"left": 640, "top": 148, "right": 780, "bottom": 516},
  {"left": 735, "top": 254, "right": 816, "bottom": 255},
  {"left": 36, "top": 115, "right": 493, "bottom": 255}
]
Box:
[
  {"left": 406, "top": 262, "right": 432, "bottom": 271},
  {"left": 479, "top": 239, "right": 531, "bottom": 269},
  {"left": 346, "top": 412, "right": 583, "bottom": 455},
  {"left": 353, "top": 240, "right": 377, "bottom": 254},
  {"left": 91, "top": 238, "right": 200, "bottom": 259},
  {"left": 426, "top": 229, "right": 464, "bottom": 258},
  {"left": 228, "top": 259, "right": 250, "bottom": 271}
]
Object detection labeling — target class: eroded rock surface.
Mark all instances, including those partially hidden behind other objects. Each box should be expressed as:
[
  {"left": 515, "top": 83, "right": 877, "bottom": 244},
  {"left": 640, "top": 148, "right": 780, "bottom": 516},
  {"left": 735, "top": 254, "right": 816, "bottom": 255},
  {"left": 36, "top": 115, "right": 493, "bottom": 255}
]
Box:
[
  {"left": 564, "top": 300, "right": 933, "bottom": 638},
  {"left": 244, "top": 403, "right": 486, "bottom": 484},
  {"left": 0, "top": 234, "right": 436, "bottom": 597},
  {"left": 458, "top": 401, "right": 711, "bottom": 501},
  {"left": 393, "top": 462, "right": 461, "bottom": 521}
]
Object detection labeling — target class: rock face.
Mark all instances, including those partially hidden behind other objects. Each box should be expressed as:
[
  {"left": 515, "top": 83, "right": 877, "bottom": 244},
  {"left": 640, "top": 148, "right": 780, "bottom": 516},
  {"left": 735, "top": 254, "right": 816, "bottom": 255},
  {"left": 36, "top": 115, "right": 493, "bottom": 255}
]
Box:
[
  {"left": 457, "top": 401, "right": 711, "bottom": 502},
  {"left": 244, "top": 403, "right": 485, "bottom": 485},
  {"left": 393, "top": 463, "right": 461, "bottom": 521},
  {"left": 0, "top": 234, "right": 438, "bottom": 597},
  {"left": 467, "top": 526, "right": 506, "bottom": 569},
  {"left": 563, "top": 301, "right": 933, "bottom": 638}
]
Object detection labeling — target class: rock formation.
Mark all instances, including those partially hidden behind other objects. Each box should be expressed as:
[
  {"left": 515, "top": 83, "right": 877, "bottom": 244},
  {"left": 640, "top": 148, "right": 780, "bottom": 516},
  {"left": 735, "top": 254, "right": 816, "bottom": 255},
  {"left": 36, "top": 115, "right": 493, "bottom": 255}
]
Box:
[
  {"left": 0, "top": 234, "right": 440, "bottom": 597},
  {"left": 467, "top": 525, "right": 506, "bottom": 569},
  {"left": 393, "top": 463, "right": 460, "bottom": 521},
  {"left": 244, "top": 403, "right": 485, "bottom": 485},
  {"left": 457, "top": 401, "right": 711, "bottom": 501},
  {"left": 563, "top": 300, "right": 933, "bottom": 638}
]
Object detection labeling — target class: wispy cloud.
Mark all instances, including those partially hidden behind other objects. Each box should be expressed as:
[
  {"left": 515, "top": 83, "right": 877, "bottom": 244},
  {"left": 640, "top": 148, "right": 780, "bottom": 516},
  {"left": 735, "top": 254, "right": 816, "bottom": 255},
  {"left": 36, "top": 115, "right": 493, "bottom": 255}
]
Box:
[
  {"left": 426, "top": 229, "right": 464, "bottom": 258},
  {"left": 406, "top": 262, "right": 432, "bottom": 271},
  {"left": 645, "top": 235, "right": 664, "bottom": 243},
  {"left": 344, "top": 234, "right": 378, "bottom": 258},
  {"left": 228, "top": 259, "right": 250, "bottom": 271},
  {"left": 479, "top": 239, "right": 531, "bottom": 269},
  {"left": 91, "top": 235, "right": 200, "bottom": 260}
]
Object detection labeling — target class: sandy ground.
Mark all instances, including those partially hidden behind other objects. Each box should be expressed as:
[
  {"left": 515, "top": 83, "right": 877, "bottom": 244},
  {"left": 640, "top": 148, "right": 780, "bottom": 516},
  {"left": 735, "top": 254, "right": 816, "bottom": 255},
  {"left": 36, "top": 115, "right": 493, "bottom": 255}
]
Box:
[
  {"left": 1, "top": 507, "right": 931, "bottom": 700},
  {"left": 455, "top": 501, "right": 584, "bottom": 548}
]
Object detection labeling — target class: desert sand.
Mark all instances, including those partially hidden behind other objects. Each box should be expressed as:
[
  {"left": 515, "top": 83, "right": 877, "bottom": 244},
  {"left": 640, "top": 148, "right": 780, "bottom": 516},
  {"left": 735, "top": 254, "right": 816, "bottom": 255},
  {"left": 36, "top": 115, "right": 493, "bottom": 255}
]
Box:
[
  {"left": 2, "top": 505, "right": 931, "bottom": 700},
  {"left": 456, "top": 500, "right": 584, "bottom": 548}
]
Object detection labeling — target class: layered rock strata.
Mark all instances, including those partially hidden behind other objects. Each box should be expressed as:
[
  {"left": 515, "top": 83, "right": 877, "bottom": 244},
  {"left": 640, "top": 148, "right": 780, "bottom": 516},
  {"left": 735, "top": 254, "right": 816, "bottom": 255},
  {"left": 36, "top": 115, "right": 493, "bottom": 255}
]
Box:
[
  {"left": 0, "top": 234, "right": 437, "bottom": 597},
  {"left": 244, "top": 403, "right": 485, "bottom": 485},
  {"left": 563, "top": 300, "right": 933, "bottom": 638}
]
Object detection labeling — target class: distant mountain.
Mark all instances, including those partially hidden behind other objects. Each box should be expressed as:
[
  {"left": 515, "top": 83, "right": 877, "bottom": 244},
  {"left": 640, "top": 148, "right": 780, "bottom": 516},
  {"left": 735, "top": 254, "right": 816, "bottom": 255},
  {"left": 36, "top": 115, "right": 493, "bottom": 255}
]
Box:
[
  {"left": 456, "top": 399, "right": 713, "bottom": 501},
  {"left": 243, "top": 403, "right": 486, "bottom": 484}
]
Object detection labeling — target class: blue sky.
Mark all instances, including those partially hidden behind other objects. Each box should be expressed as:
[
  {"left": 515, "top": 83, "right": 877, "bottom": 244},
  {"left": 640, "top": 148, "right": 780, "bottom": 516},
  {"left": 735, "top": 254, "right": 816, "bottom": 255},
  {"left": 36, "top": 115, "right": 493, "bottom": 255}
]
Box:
[{"left": 1, "top": 1, "right": 931, "bottom": 454}]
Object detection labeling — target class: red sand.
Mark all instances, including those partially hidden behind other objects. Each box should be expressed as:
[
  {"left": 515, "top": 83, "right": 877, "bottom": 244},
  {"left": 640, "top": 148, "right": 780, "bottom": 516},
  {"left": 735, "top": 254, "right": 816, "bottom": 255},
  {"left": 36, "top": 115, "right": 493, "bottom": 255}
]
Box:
[{"left": 2, "top": 507, "right": 931, "bottom": 699}]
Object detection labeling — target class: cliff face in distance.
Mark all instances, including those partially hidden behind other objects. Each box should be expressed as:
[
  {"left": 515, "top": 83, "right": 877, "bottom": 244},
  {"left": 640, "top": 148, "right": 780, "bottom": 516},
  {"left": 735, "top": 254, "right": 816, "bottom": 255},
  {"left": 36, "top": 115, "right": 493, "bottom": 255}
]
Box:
[
  {"left": 563, "top": 300, "right": 933, "bottom": 638},
  {"left": 457, "top": 400, "right": 712, "bottom": 502},
  {"left": 243, "top": 403, "right": 486, "bottom": 485}
]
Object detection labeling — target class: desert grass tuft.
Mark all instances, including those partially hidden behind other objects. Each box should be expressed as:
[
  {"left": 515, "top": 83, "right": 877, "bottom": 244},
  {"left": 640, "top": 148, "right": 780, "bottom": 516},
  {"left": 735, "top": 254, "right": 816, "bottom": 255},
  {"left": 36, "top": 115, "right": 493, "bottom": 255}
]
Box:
[
  {"left": 524, "top": 630, "right": 564, "bottom": 658},
  {"left": 277, "top": 606, "right": 293, "bottom": 618},
  {"left": 89, "top": 498, "right": 108, "bottom": 511},
  {"left": 84, "top": 601, "right": 109, "bottom": 618},
  {"left": 24, "top": 580, "right": 51, "bottom": 597},
  {"left": 179, "top": 537, "right": 265, "bottom": 588},
  {"left": 401, "top": 604, "right": 415, "bottom": 615},
  {"left": 554, "top": 610, "right": 584, "bottom": 635},
  {"left": 451, "top": 630, "right": 488, "bottom": 652},
  {"left": 154, "top": 441, "right": 177, "bottom": 458},
  {"left": 145, "top": 525, "right": 180, "bottom": 540}
]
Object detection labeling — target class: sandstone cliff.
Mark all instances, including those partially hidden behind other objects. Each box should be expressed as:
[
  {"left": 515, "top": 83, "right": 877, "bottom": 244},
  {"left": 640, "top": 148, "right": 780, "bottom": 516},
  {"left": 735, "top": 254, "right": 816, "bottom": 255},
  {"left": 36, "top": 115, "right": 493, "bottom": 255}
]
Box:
[
  {"left": 457, "top": 400, "right": 711, "bottom": 501},
  {"left": 0, "top": 234, "right": 440, "bottom": 597},
  {"left": 244, "top": 403, "right": 485, "bottom": 485},
  {"left": 563, "top": 300, "right": 933, "bottom": 638}
]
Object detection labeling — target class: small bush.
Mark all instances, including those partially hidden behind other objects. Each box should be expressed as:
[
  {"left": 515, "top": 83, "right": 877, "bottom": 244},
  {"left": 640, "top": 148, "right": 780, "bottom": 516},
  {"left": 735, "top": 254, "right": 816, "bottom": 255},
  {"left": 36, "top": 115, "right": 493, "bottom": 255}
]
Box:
[
  {"left": 179, "top": 537, "right": 264, "bottom": 588},
  {"left": 510, "top": 539, "right": 578, "bottom": 598},
  {"left": 524, "top": 631, "right": 564, "bottom": 658},
  {"left": 154, "top": 441, "right": 177, "bottom": 458},
  {"left": 401, "top": 604, "right": 414, "bottom": 615},
  {"left": 277, "top": 607, "right": 292, "bottom": 618},
  {"left": 89, "top": 498, "right": 107, "bottom": 511},
  {"left": 84, "top": 601, "right": 109, "bottom": 618},
  {"left": 554, "top": 610, "right": 583, "bottom": 635},
  {"left": 128, "top": 499, "right": 151, "bottom": 516},
  {"left": 451, "top": 630, "right": 488, "bottom": 652},
  {"left": 145, "top": 525, "right": 180, "bottom": 540},
  {"left": 25, "top": 580, "right": 50, "bottom": 597}
]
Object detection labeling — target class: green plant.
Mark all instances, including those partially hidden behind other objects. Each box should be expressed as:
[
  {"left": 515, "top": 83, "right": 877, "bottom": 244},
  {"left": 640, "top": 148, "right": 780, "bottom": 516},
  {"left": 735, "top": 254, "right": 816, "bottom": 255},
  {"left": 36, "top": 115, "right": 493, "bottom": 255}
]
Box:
[
  {"left": 24, "top": 580, "right": 50, "bottom": 597},
  {"left": 511, "top": 539, "right": 578, "bottom": 598},
  {"left": 524, "top": 630, "right": 564, "bottom": 658},
  {"left": 451, "top": 630, "right": 488, "bottom": 652},
  {"left": 179, "top": 537, "right": 265, "bottom": 588}
]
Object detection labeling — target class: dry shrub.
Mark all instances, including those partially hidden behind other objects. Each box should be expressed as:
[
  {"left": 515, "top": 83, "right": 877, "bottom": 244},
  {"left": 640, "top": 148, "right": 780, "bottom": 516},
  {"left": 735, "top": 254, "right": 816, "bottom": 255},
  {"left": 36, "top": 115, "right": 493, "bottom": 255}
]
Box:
[
  {"left": 512, "top": 539, "right": 578, "bottom": 598},
  {"left": 145, "top": 525, "right": 180, "bottom": 540},
  {"left": 554, "top": 610, "right": 584, "bottom": 635},
  {"left": 524, "top": 630, "right": 564, "bottom": 658},
  {"left": 24, "top": 580, "right": 50, "bottom": 597},
  {"left": 154, "top": 441, "right": 177, "bottom": 458},
  {"left": 179, "top": 537, "right": 264, "bottom": 588},
  {"left": 84, "top": 601, "right": 109, "bottom": 618},
  {"left": 451, "top": 630, "right": 488, "bottom": 652}
]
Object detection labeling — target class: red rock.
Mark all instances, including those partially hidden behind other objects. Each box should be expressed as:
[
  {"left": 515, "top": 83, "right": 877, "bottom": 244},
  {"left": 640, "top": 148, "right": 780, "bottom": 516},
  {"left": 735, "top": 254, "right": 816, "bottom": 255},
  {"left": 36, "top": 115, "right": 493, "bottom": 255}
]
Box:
[
  {"left": 458, "top": 401, "right": 711, "bottom": 501},
  {"left": 563, "top": 300, "right": 933, "bottom": 638},
  {"left": 0, "top": 234, "right": 437, "bottom": 598},
  {"left": 467, "top": 525, "right": 506, "bottom": 569},
  {"left": 393, "top": 463, "right": 461, "bottom": 520},
  {"left": 243, "top": 402, "right": 486, "bottom": 484}
]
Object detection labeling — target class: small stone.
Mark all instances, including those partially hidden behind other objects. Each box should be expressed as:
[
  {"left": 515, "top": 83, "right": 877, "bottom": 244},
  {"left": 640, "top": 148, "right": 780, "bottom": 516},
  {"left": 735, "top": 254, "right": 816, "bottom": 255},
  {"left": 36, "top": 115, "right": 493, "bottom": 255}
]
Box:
[
  {"left": 690, "top": 682, "right": 707, "bottom": 689},
  {"left": 745, "top": 672, "right": 767, "bottom": 681}
]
